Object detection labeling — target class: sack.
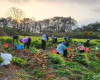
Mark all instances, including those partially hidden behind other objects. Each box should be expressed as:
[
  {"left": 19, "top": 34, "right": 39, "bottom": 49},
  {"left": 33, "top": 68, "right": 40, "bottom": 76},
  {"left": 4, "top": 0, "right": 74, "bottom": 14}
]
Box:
[
  {"left": 1, "top": 60, "right": 10, "bottom": 66},
  {"left": 0, "top": 53, "right": 12, "bottom": 66},
  {"left": 96, "top": 47, "right": 98, "bottom": 50},
  {"left": 1, "top": 53, "right": 12, "bottom": 61}
]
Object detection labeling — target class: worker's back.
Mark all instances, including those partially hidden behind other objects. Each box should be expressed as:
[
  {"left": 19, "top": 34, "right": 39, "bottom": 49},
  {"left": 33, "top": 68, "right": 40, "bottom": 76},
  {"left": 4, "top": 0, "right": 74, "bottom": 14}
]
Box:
[
  {"left": 56, "top": 44, "right": 65, "bottom": 55},
  {"left": 42, "top": 34, "right": 48, "bottom": 42}
]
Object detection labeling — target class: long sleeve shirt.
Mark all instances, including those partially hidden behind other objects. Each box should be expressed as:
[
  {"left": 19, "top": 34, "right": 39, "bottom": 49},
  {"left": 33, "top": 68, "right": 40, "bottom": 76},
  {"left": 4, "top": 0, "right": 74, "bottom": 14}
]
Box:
[
  {"left": 42, "top": 34, "right": 48, "bottom": 42},
  {"left": 56, "top": 44, "right": 66, "bottom": 55},
  {"left": 22, "top": 37, "right": 29, "bottom": 44}
]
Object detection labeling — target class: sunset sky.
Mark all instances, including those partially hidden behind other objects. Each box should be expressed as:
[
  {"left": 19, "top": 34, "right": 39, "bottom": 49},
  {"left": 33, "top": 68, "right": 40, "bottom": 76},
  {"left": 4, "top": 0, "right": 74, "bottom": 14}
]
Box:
[{"left": 0, "top": 0, "right": 100, "bottom": 27}]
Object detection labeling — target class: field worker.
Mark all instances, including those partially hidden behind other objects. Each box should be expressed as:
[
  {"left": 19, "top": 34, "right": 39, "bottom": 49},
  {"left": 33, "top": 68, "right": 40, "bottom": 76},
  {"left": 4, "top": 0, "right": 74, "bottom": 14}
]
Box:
[
  {"left": 41, "top": 34, "right": 49, "bottom": 50},
  {"left": 62, "top": 40, "right": 69, "bottom": 47},
  {"left": 86, "top": 38, "right": 91, "bottom": 47},
  {"left": 77, "top": 43, "right": 85, "bottom": 53},
  {"left": 52, "top": 35, "right": 57, "bottom": 44},
  {"left": 56, "top": 42, "right": 67, "bottom": 57},
  {"left": 11, "top": 36, "right": 19, "bottom": 42},
  {"left": 64, "top": 34, "right": 70, "bottom": 41},
  {"left": 20, "top": 37, "right": 31, "bottom": 49}
]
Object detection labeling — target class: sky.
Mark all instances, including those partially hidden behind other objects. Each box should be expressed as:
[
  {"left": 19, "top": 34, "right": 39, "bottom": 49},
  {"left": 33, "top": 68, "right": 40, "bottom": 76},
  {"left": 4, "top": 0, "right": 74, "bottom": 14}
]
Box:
[{"left": 0, "top": 0, "right": 100, "bottom": 27}]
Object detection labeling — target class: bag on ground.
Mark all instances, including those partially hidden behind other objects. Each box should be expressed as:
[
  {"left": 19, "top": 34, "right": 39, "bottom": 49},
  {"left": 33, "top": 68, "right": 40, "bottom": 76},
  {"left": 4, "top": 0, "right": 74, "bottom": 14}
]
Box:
[{"left": 0, "top": 53, "right": 12, "bottom": 66}]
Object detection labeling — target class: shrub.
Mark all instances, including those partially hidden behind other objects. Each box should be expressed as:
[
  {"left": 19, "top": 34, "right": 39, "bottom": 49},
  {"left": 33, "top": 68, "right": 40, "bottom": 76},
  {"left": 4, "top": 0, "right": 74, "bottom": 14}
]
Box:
[
  {"left": 89, "top": 61, "right": 100, "bottom": 72},
  {"left": 83, "top": 73, "right": 100, "bottom": 80},
  {"left": 73, "top": 52, "right": 90, "bottom": 66},
  {"left": 47, "top": 53, "right": 65, "bottom": 64},
  {"left": 65, "top": 62, "right": 83, "bottom": 72},
  {"left": 88, "top": 53, "right": 98, "bottom": 61},
  {"left": 11, "top": 57, "right": 27, "bottom": 67},
  {"left": 32, "top": 69, "right": 45, "bottom": 78},
  {"left": 6, "top": 38, "right": 12, "bottom": 43},
  {"left": 54, "top": 69, "right": 71, "bottom": 77},
  {"left": 0, "top": 56, "right": 3, "bottom": 64}
]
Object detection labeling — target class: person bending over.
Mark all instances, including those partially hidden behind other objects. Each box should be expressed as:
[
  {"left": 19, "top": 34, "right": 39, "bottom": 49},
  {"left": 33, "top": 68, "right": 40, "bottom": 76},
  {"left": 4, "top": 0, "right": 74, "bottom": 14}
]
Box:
[
  {"left": 52, "top": 35, "right": 57, "bottom": 44},
  {"left": 56, "top": 42, "right": 67, "bottom": 57},
  {"left": 86, "top": 38, "right": 91, "bottom": 47},
  {"left": 11, "top": 36, "right": 19, "bottom": 42},
  {"left": 20, "top": 37, "right": 31, "bottom": 49},
  {"left": 77, "top": 43, "right": 85, "bottom": 53},
  {"left": 41, "top": 34, "right": 49, "bottom": 50}
]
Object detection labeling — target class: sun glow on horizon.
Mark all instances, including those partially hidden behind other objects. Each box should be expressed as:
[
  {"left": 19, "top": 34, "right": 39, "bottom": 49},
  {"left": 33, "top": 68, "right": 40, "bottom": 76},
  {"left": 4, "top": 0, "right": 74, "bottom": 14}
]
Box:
[{"left": 0, "top": 0, "right": 100, "bottom": 26}]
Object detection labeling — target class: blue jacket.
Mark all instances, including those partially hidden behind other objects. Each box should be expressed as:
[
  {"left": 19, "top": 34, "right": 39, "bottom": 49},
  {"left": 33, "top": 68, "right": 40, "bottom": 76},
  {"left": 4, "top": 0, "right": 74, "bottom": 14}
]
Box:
[
  {"left": 42, "top": 34, "right": 49, "bottom": 42},
  {"left": 87, "top": 39, "right": 91, "bottom": 43},
  {"left": 62, "top": 41, "right": 67, "bottom": 45},
  {"left": 56, "top": 44, "right": 66, "bottom": 55},
  {"left": 52, "top": 35, "right": 57, "bottom": 39}
]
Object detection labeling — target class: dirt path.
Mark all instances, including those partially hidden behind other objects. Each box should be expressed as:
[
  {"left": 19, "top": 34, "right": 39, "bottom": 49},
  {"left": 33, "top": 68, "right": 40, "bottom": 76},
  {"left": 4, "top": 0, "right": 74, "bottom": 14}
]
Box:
[{"left": 0, "top": 64, "right": 31, "bottom": 80}]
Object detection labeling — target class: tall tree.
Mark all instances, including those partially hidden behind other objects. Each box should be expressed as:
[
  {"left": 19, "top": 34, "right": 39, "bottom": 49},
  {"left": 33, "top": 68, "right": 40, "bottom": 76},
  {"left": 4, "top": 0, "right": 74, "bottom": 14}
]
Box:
[
  {"left": 6, "top": 7, "right": 25, "bottom": 30},
  {"left": 0, "top": 18, "right": 7, "bottom": 27}
]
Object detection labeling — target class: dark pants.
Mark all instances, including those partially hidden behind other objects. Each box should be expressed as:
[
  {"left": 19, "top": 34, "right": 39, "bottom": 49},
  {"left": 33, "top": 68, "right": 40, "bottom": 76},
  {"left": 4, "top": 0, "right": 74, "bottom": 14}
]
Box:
[
  {"left": 55, "top": 38, "right": 57, "bottom": 43},
  {"left": 86, "top": 42, "right": 89, "bottom": 47},
  {"left": 24, "top": 38, "right": 31, "bottom": 49},
  {"left": 64, "top": 39, "right": 69, "bottom": 47},
  {"left": 53, "top": 38, "right": 57, "bottom": 44},
  {"left": 63, "top": 49, "right": 67, "bottom": 57},
  {"left": 42, "top": 40, "right": 46, "bottom": 50},
  {"left": 66, "top": 42, "right": 69, "bottom": 47},
  {"left": 80, "top": 50, "right": 85, "bottom": 53},
  {"left": 57, "top": 49, "right": 67, "bottom": 58},
  {"left": 64, "top": 38, "right": 66, "bottom": 41}
]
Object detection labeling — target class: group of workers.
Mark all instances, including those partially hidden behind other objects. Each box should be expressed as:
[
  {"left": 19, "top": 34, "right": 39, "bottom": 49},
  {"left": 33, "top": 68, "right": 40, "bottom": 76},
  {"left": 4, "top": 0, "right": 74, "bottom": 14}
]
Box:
[
  {"left": 11, "top": 36, "right": 31, "bottom": 49},
  {"left": 11, "top": 34, "right": 91, "bottom": 58}
]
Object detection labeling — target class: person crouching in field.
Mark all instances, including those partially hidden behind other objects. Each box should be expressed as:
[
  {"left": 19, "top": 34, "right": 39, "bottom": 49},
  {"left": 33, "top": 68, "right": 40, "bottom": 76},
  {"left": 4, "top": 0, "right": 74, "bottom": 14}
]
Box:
[
  {"left": 64, "top": 34, "right": 70, "bottom": 41},
  {"left": 64, "top": 35, "right": 70, "bottom": 47},
  {"left": 86, "top": 38, "right": 91, "bottom": 47},
  {"left": 20, "top": 37, "right": 31, "bottom": 49},
  {"left": 52, "top": 35, "right": 57, "bottom": 44},
  {"left": 56, "top": 41, "right": 67, "bottom": 57},
  {"left": 77, "top": 43, "right": 85, "bottom": 53},
  {"left": 62, "top": 39, "right": 69, "bottom": 47},
  {"left": 41, "top": 34, "right": 49, "bottom": 50},
  {"left": 11, "top": 36, "right": 19, "bottom": 42}
]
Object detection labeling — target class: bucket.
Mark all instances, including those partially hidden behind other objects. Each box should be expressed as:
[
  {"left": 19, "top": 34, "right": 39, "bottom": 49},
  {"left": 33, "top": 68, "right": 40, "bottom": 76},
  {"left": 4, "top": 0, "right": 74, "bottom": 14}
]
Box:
[
  {"left": 52, "top": 50, "right": 57, "bottom": 54},
  {"left": 4, "top": 44, "right": 8, "bottom": 48},
  {"left": 17, "top": 45, "right": 23, "bottom": 50},
  {"left": 67, "top": 48, "right": 71, "bottom": 51},
  {"left": 85, "top": 48, "right": 89, "bottom": 51}
]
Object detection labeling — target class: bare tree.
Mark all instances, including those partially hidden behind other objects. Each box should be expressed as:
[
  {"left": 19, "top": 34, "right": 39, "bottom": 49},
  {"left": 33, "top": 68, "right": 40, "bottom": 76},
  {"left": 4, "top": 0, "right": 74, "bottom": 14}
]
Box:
[
  {"left": 21, "top": 18, "right": 33, "bottom": 32},
  {"left": 6, "top": 7, "right": 25, "bottom": 22},
  {"left": 6, "top": 7, "right": 25, "bottom": 30}
]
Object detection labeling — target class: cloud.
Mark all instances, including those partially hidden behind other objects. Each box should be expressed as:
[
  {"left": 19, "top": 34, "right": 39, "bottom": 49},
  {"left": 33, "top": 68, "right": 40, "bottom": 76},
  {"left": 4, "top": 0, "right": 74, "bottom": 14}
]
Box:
[
  {"left": 39, "top": 0, "right": 100, "bottom": 5},
  {"left": 92, "top": 8, "right": 100, "bottom": 13},
  {"left": 8, "top": 0, "right": 29, "bottom": 3}
]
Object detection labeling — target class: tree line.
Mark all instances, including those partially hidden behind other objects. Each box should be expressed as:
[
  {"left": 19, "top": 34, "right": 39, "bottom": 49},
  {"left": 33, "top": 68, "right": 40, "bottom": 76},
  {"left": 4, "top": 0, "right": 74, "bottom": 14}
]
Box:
[
  {"left": 0, "top": 7, "right": 100, "bottom": 36},
  {"left": 0, "top": 7, "right": 77, "bottom": 33}
]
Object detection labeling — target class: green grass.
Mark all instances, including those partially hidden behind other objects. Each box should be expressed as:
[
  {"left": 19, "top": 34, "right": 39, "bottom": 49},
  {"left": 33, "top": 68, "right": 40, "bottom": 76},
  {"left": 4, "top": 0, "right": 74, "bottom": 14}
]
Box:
[
  {"left": 32, "top": 69, "right": 45, "bottom": 78},
  {"left": 0, "top": 36, "right": 100, "bottom": 80},
  {"left": 0, "top": 36, "right": 100, "bottom": 48}
]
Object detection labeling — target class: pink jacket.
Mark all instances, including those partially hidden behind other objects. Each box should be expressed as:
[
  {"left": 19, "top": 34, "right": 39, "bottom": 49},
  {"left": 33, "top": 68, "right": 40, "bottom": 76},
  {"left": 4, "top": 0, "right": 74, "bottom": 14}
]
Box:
[{"left": 78, "top": 45, "right": 85, "bottom": 50}]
